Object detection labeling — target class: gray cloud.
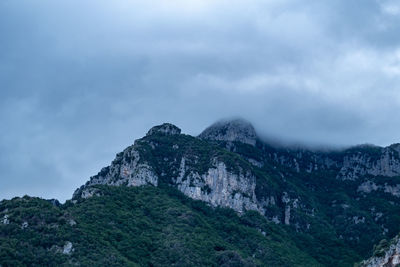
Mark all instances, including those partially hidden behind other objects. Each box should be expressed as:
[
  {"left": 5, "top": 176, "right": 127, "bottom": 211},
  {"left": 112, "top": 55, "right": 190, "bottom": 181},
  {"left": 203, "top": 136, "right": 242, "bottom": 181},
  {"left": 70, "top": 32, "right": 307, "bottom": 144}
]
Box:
[{"left": 1, "top": 0, "right": 400, "bottom": 201}]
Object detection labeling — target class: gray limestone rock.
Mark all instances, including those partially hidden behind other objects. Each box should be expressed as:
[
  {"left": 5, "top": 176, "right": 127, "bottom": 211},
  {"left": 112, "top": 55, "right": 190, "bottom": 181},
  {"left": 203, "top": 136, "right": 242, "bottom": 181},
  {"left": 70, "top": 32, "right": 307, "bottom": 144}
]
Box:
[
  {"left": 199, "top": 119, "right": 258, "bottom": 146},
  {"left": 62, "top": 241, "right": 74, "bottom": 255},
  {"left": 146, "top": 123, "right": 181, "bottom": 136},
  {"left": 358, "top": 181, "right": 400, "bottom": 198},
  {"left": 2, "top": 214, "right": 9, "bottom": 225},
  {"left": 174, "top": 157, "right": 264, "bottom": 214},
  {"left": 337, "top": 146, "right": 400, "bottom": 180},
  {"left": 360, "top": 235, "right": 400, "bottom": 267},
  {"left": 73, "top": 147, "right": 158, "bottom": 199}
]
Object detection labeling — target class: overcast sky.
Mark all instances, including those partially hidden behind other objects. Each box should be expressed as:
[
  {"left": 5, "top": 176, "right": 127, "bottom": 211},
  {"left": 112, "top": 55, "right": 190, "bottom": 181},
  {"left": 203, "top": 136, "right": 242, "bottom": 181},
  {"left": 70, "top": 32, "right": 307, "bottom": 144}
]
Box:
[{"left": 1, "top": 0, "right": 400, "bottom": 201}]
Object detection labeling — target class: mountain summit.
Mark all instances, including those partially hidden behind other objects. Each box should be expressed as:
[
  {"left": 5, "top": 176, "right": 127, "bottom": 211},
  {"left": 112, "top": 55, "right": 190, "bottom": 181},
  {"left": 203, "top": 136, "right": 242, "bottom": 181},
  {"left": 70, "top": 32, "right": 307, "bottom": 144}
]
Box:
[
  {"left": 199, "top": 118, "right": 258, "bottom": 146},
  {"left": 146, "top": 123, "right": 181, "bottom": 136}
]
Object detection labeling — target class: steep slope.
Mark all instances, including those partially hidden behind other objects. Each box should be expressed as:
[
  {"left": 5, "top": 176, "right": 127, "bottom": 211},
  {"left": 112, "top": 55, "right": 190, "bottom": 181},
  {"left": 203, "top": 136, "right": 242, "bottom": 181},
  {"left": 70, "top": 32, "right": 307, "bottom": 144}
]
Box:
[
  {"left": 0, "top": 186, "right": 320, "bottom": 266},
  {"left": 1, "top": 119, "right": 400, "bottom": 266}
]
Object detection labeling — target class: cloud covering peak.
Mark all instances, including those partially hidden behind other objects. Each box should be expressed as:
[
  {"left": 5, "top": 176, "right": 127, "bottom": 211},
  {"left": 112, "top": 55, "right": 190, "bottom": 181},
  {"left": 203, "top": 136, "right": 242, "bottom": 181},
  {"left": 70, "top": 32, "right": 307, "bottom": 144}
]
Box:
[{"left": 1, "top": 0, "right": 400, "bottom": 201}]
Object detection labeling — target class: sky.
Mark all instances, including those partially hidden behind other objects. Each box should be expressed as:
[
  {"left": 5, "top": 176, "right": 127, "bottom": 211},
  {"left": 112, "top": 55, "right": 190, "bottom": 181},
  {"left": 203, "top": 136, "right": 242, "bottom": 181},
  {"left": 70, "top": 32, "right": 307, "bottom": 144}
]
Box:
[{"left": 1, "top": 0, "right": 400, "bottom": 202}]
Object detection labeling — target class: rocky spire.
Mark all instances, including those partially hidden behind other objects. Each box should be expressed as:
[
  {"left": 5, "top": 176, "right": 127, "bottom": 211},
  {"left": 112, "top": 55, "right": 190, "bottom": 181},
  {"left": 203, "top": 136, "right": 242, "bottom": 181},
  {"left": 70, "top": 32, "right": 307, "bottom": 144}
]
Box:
[{"left": 198, "top": 118, "right": 258, "bottom": 146}]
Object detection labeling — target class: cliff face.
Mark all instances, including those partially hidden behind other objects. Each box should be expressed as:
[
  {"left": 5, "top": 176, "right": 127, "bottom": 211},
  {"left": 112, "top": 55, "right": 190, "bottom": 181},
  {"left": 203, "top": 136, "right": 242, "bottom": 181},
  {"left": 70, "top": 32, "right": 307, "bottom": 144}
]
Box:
[
  {"left": 336, "top": 146, "right": 400, "bottom": 180},
  {"left": 174, "top": 158, "right": 262, "bottom": 214},
  {"left": 74, "top": 147, "right": 159, "bottom": 199}
]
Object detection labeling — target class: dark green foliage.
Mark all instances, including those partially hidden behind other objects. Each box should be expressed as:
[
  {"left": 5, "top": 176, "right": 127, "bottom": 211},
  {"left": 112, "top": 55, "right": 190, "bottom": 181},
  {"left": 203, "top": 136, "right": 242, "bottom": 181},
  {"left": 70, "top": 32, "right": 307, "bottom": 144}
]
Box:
[
  {"left": 373, "top": 239, "right": 389, "bottom": 257},
  {"left": 1, "top": 186, "right": 320, "bottom": 266}
]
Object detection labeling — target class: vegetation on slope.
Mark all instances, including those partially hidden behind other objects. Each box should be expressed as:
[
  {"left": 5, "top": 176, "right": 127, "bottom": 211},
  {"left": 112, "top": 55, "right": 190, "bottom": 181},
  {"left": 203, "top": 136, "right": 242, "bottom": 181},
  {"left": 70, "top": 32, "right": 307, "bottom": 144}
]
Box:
[
  {"left": 1, "top": 185, "right": 321, "bottom": 267},
  {"left": 2, "top": 126, "right": 400, "bottom": 266}
]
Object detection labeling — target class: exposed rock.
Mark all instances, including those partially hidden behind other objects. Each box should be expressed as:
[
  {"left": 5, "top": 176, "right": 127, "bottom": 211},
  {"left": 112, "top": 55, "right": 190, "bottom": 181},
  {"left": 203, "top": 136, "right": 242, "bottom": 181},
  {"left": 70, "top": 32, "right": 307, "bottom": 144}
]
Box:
[
  {"left": 73, "top": 148, "right": 158, "bottom": 199},
  {"left": 284, "top": 206, "right": 291, "bottom": 225},
  {"left": 265, "top": 143, "right": 400, "bottom": 181},
  {"left": 353, "top": 216, "right": 365, "bottom": 224},
  {"left": 247, "top": 158, "right": 263, "bottom": 168},
  {"left": 62, "top": 241, "right": 73, "bottom": 255},
  {"left": 21, "top": 221, "right": 28, "bottom": 229},
  {"left": 360, "top": 235, "right": 400, "bottom": 267},
  {"left": 261, "top": 196, "right": 276, "bottom": 207},
  {"left": 175, "top": 157, "right": 263, "bottom": 214},
  {"left": 337, "top": 146, "right": 400, "bottom": 180},
  {"left": 358, "top": 181, "right": 379, "bottom": 194},
  {"left": 282, "top": 192, "right": 291, "bottom": 225},
  {"left": 384, "top": 184, "right": 400, "bottom": 197},
  {"left": 51, "top": 241, "right": 74, "bottom": 255},
  {"left": 271, "top": 216, "right": 280, "bottom": 224},
  {"left": 68, "top": 219, "right": 76, "bottom": 226},
  {"left": 358, "top": 181, "right": 400, "bottom": 198},
  {"left": 146, "top": 123, "right": 181, "bottom": 136},
  {"left": 126, "top": 163, "right": 158, "bottom": 187},
  {"left": 2, "top": 214, "right": 9, "bottom": 225},
  {"left": 199, "top": 119, "right": 258, "bottom": 146},
  {"left": 81, "top": 187, "right": 101, "bottom": 199}
]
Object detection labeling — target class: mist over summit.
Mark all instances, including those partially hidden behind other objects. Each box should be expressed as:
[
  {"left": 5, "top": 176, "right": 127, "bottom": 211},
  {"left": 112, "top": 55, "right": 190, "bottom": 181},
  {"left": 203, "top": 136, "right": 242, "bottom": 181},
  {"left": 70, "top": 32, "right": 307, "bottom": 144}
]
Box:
[{"left": 2, "top": 0, "right": 400, "bottom": 266}]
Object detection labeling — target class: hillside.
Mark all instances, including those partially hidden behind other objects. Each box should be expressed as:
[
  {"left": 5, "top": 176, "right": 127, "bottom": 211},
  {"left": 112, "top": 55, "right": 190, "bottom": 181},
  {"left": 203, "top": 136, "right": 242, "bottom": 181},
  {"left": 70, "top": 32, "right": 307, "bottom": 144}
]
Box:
[
  {"left": 0, "top": 186, "right": 322, "bottom": 266},
  {"left": 1, "top": 119, "right": 400, "bottom": 266}
]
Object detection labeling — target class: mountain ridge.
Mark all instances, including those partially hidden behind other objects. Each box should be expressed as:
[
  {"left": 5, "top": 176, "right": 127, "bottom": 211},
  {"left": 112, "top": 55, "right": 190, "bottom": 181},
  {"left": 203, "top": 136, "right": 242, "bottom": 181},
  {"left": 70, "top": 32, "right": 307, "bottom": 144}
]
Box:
[{"left": 2, "top": 118, "right": 400, "bottom": 266}]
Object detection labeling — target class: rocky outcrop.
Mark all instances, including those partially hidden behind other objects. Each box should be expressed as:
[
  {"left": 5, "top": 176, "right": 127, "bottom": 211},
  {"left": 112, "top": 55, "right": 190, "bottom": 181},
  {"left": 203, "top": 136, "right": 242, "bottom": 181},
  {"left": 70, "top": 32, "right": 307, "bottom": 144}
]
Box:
[
  {"left": 174, "top": 157, "right": 263, "bottom": 214},
  {"left": 199, "top": 119, "right": 258, "bottom": 146},
  {"left": 75, "top": 148, "right": 266, "bottom": 217},
  {"left": 52, "top": 241, "right": 74, "bottom": 255},
  {"left": 358, "top": 181, "right": 400, "bottom": 198},
  {"left": 62, "top": 241, "right": 74, "bottom": 255},
  {"left": 337, "top": 146, "right": 400, "bottom": 180},
  {"left": 146, "top": 123, "right": 181, "bottom": 136},
  {"left": 360, "top": 235, "right": 400, "bottom": 267},
  {"left": 265, "top": 144, "right": 400, "bottom": 181},
  {"left": 2, "top": 214, "right": 9, "bottom": 225},
  {"left": 73, "top": 147, "right": 158, "bottom": 199}
]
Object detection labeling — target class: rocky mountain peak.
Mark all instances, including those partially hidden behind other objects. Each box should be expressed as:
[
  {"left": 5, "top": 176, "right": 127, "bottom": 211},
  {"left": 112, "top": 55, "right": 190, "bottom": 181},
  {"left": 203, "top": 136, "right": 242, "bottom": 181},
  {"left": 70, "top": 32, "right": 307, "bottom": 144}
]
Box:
[
  {"left": 198, "top": 118, "right": 257, "bottom": 146},
  {"left": 146, "top": 123, "right": 181, "bottom": 136}
]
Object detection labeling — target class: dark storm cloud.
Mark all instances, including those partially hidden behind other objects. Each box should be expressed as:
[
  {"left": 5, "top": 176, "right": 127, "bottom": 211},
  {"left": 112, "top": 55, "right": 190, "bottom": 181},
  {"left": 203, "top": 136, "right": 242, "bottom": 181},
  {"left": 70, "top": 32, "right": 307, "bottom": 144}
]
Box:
[{"left": 1, "top": 0, "right": 400, "bottom": 201}]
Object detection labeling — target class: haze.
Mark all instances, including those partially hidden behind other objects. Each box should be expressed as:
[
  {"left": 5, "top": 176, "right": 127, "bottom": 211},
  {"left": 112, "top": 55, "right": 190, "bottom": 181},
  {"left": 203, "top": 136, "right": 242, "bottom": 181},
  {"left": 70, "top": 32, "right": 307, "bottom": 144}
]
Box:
[{"left": 1, "top": 0, "right": 400, "bottom": 201}]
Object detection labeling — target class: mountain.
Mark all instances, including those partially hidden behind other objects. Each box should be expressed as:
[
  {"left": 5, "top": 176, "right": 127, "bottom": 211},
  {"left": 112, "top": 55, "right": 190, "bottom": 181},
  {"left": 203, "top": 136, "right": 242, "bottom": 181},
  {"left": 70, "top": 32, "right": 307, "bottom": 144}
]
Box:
[{"left": 1, "top": 119, "right": 400, "bottom": 266}]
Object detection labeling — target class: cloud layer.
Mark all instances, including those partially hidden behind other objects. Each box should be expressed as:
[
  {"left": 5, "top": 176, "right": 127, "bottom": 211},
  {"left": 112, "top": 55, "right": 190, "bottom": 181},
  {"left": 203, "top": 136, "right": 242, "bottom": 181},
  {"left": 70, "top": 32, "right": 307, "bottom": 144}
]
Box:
[{"left": 1, "top": 0, "right": 400, "bottom": 201}]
